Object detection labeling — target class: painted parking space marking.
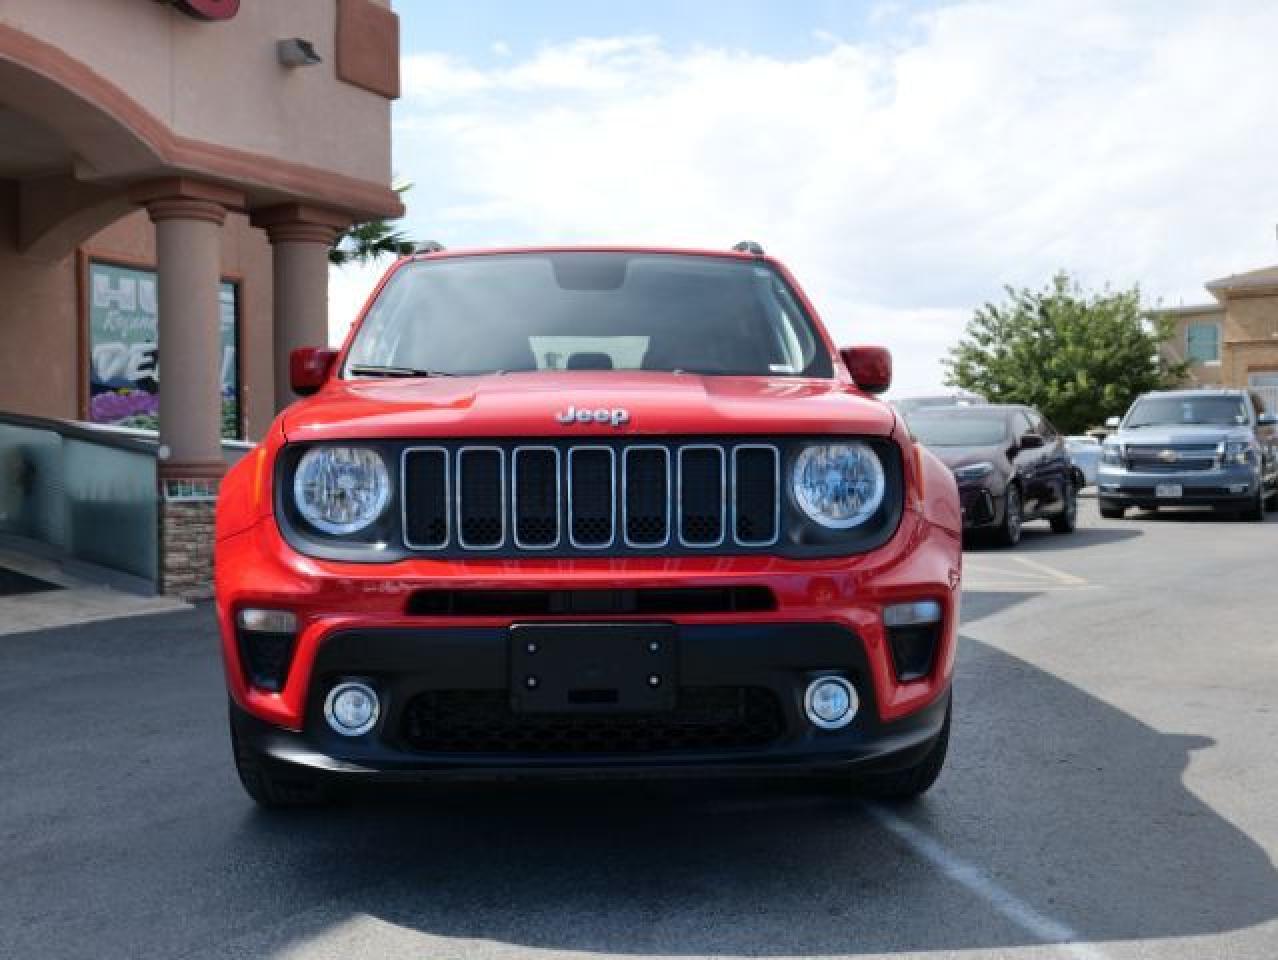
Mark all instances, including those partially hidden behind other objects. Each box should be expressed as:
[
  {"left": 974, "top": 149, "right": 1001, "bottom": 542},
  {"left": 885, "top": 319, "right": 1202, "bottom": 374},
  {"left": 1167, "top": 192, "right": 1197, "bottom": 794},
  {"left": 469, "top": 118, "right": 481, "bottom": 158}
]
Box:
[
  {"left": 964, "top": 555, "right": 1094, "bottom": 592},
  {"left": 869, "top": 805, "right": 1112, "bottom": 960}
]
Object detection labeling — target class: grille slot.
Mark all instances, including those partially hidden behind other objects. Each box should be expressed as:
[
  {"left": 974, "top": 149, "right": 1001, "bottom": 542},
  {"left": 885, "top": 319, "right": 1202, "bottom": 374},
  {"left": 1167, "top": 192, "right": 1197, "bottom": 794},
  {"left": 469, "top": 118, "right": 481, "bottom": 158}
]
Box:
[
  {"left": 402, "top": 447, "right": 450, "bottom": 549},
  {"left": 568, "top": 447, "right": 615, "bottom": 547},
  {"left": 678, "top": 445, "right": 726, "bottom": 546},
  {"left": 512, "top": 447, "right": 560, "bottom": 548},
  {"left": 401, "top": 686, "right": 786, "bottom": 754},
  {"left": 733, "top": 445, "right": 780, "bottom": 545},
  {"left": 623, "top": 446, "right": 670, "bottom": 546},
  {"left": 405, "top": 586, "right": 777, "bottom": 617},
  {"left": 457, "top": 447, "right": 505, "bottom": 548}
]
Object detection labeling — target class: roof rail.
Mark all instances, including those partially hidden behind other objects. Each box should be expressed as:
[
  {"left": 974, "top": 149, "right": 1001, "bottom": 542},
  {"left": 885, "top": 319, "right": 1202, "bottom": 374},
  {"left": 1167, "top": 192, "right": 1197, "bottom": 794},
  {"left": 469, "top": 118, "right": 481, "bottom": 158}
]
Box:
[
  {"left": 731, "top": 241, "right": 765, "bottom": 255},
  {"left": 414, "top": 241, "right": 446, "bottom": 254}
]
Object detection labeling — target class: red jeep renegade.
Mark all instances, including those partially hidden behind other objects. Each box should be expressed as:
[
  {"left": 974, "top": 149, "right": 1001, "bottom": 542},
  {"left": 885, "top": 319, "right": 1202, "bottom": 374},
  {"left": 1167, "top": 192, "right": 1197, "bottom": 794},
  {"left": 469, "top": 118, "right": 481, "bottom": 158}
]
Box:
[{"left": 215, "top": 244, "right": 962, "bottom": 807}]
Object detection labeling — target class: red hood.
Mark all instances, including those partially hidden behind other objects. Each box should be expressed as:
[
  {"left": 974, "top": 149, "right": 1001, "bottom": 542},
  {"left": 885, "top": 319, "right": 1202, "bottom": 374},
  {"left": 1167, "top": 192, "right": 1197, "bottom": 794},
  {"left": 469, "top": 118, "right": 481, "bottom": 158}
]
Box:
[{"left": 280, "top": 372, "right": 897, "bottom": 442}]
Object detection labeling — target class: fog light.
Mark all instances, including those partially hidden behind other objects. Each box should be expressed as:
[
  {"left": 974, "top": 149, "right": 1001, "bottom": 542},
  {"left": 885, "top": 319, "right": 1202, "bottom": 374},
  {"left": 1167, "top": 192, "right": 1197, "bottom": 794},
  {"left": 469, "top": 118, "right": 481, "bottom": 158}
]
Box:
[
  {"left": 804, "top": 676, "right": 858, "bottom": 730},
  {"left": 883, "top": 600, "right": 942, "bottom": 628},
  {"left": 324, "top": 681, "right": 380, "bottom": 737}
]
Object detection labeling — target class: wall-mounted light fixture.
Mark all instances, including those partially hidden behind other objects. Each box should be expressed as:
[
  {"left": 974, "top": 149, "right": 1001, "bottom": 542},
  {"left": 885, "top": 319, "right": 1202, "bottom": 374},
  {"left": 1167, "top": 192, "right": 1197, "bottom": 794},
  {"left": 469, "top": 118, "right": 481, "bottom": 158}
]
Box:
[{"left": 277, "top": 38, "right": 323, "bottom": 67}]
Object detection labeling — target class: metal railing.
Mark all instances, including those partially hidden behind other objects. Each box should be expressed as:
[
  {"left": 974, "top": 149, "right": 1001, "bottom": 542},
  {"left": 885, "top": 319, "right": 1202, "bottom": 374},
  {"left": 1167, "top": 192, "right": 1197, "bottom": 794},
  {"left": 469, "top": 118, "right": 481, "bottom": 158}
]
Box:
[{"left": 0, "top": 412, "right": 251, "bottom": 588}]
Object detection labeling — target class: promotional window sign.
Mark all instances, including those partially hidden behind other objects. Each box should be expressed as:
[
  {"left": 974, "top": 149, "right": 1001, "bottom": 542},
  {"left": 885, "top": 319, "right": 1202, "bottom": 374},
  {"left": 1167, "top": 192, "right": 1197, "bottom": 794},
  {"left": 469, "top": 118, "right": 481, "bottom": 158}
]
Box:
[{"left": 87, "top": 261, "right": 240, "bottom": 439}]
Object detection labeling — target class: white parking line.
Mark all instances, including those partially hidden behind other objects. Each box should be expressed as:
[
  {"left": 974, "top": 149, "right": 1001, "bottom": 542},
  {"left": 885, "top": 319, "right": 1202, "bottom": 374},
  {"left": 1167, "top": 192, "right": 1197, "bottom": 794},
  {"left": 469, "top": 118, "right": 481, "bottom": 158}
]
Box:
[
  {"left": 1011, "top": 555, "right": 1089, "bottom": 586},
  {"left": 964, "top": 556, "right": 1093, "bottom": 593},
  {"left": 868, "top": 804, "right": 1111, "bottom": 960}
]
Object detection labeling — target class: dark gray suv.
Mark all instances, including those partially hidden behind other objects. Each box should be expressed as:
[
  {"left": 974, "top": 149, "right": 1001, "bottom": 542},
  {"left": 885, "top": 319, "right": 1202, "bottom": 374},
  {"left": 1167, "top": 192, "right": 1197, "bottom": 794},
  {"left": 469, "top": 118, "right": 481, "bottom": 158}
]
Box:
[{"left": 1098, "top": 389, "right": 1278, "bottom": 520}]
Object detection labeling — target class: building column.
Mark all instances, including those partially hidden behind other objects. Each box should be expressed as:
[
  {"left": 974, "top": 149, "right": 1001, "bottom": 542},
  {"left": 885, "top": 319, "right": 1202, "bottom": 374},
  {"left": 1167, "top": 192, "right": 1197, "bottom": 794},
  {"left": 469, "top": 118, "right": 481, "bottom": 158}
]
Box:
[
  {"left": 252, "top": 204, "right": 349, "bottom": 412},
  {"left": 129, "top": 178, "right": 244, "bottom": 597}
]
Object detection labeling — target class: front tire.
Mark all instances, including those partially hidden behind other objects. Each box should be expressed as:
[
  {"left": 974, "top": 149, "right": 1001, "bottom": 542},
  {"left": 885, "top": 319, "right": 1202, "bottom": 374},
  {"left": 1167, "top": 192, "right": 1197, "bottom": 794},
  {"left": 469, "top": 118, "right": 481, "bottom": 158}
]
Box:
[
  {"left": 858, "top": 701, "right": 951, "bottom": 801},
  {"left": 230, "top": 707, "right": 329, "bottom": 809},
  {"left": 1240, "top": 488, "right": 1265, "bottom": 522},
  {"left": 1099, "top": 499, "right": 1126, "bottom": 519},
  {"left": 994, "top": 484, "right": 1023, "bottom": 546},
  {"left": 1050, "top": 484, "right": 1078, "bottom": 534}
]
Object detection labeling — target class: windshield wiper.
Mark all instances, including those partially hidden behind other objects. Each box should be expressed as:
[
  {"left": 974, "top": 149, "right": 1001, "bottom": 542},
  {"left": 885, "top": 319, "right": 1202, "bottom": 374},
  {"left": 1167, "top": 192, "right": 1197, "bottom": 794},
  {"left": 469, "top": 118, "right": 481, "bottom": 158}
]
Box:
[{"left": 348, "top": 364, "right": 457, "bottom": 378}]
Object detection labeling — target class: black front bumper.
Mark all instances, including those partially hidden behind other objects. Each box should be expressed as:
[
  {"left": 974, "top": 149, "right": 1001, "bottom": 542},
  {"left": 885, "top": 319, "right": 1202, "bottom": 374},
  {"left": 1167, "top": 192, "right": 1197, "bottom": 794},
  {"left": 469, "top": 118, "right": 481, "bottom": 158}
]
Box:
[
  {"left": 959, "top": 484, "right": 1001, "bottom": 529},
  {"left": 1098, "top": 485, "right": 1256, "bottom": 510},
  {"left": 232, "top": 622, "right": 950, "bottom": 782}
]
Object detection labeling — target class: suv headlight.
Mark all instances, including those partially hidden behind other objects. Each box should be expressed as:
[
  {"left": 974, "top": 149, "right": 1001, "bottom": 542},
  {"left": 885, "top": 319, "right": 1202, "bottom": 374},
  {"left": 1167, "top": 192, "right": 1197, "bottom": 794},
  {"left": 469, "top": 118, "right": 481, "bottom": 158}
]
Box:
[
  {"left": 293, "top": 446, "right": 391, "bottom": 535},
  {"left": 953, "top": 461, "right": 993, "bottom": 481},
  {"left": 791, "top": 442, "right": 886, "bottom": 528},
  {"left": 1224, "top": 440, "right": 1259, "bottom": 466},
  {"left": 1100, "top": 443, "right": 1123, "bottom": 466}
]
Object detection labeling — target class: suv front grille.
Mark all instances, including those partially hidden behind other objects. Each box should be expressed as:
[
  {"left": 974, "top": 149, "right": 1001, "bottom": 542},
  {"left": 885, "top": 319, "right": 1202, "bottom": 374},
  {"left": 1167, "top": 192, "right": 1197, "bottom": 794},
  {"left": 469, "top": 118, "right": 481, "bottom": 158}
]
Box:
[
  {"left": 400, "top": 686, "right": 786, "bottom": 754},
  {"left": 1124, "top": 444, "right": 1219, "bottom": 472},
  {"left": 403, "top": 441, "right": 780, "bottom": 555}
]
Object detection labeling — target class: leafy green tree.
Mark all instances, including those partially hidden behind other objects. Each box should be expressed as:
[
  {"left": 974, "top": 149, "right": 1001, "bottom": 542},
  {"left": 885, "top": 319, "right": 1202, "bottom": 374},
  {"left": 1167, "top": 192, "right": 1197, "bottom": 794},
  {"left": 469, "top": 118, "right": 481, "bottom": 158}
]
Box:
[
  {"left": 329, "top": 183, "right": 415, "bottom": 266},
  {"left": 944, "top": 272, "right": 1187, "bottom": 433}
]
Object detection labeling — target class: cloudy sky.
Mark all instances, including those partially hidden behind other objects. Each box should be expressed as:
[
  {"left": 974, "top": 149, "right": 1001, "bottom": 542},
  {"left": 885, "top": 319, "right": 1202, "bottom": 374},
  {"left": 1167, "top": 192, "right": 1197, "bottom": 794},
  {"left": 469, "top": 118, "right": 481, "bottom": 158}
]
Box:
[{"left": 329, "top": 0, "right": 1278, "bottom": 394}]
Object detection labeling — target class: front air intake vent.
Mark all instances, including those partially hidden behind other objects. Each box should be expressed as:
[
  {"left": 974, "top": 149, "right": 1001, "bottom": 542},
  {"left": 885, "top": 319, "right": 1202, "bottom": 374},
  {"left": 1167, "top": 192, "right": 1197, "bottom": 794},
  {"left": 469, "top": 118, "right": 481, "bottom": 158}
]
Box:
[{"left": 457, "top": 447, "right": 504, "bottom": 548}]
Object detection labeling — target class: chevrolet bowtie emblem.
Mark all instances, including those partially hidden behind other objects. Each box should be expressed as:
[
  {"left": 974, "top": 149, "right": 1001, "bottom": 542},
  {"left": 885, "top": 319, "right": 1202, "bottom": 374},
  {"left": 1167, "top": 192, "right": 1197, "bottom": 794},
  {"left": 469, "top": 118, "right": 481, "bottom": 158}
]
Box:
[
  {"left": 555, "top": 405, "right": 631, "bottom": 427},
  {"left": 1158, "top": 449, "right": 1178, "bottom": 463}
]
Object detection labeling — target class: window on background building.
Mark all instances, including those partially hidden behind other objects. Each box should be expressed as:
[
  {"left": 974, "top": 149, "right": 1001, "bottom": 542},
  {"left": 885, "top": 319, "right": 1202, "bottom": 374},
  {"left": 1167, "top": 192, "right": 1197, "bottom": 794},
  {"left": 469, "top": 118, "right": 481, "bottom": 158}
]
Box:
[
  {"left": 1186, "top": 321, "right": 1221, "bottom": 364},
  {"left": 86, "top": 260, "right": 241, "bottom": 439}
]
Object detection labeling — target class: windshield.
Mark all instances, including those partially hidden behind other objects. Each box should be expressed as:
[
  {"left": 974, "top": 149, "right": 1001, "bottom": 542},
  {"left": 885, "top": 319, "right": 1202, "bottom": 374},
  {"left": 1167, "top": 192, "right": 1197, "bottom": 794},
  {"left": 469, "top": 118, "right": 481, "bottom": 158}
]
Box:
[
  {"left": 343, "top": 253, "right": 832, "bottom": 378},
  {"left": 908, "top": 414, "right": 1009, "bottom": 446},
  {"left": 1125, "top": 396, "right": 1249, "bottom": 428}
]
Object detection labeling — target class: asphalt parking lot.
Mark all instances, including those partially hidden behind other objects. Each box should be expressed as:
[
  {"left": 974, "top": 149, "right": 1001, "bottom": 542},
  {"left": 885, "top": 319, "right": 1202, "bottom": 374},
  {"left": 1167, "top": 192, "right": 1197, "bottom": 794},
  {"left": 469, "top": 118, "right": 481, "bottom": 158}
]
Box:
[{"left": 3, "top": 501, "right": 1276, "bottom": 960}]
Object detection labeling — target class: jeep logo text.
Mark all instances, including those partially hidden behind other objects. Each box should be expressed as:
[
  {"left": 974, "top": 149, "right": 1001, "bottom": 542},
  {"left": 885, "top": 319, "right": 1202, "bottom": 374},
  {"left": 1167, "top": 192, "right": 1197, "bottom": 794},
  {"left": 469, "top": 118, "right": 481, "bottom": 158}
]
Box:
[{"left": 555, "top": 406, "right": 631, "bottom": 427}]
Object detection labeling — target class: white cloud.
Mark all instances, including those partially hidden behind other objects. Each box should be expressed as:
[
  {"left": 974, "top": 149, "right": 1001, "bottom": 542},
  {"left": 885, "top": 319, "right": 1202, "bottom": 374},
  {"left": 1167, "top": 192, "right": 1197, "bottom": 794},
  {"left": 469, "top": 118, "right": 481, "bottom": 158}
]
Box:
[{"left": 349, "top": 0, "right": 1278, "bottom": 395}]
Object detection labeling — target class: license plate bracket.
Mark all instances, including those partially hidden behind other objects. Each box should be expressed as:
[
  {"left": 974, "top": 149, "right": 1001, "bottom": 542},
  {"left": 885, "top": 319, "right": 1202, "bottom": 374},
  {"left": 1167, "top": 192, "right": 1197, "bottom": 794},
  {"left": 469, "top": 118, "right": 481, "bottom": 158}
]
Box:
[
  {"left": 1155, "top": 483, "right": 1183, "bottom": 498},
  {"left": 509, "top": 623, "right": 677, "bottom": 714}
]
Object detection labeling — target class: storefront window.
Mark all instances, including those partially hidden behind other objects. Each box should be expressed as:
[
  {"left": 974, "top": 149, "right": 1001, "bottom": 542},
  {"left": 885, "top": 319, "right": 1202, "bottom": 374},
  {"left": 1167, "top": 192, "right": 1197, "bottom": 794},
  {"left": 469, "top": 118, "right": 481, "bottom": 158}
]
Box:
[
  {"left": 1186, "top": 321, "right": 1220, "bottom": 364},
  {"left": 86, "top": 261, "right": 240, "bottom": 439}
]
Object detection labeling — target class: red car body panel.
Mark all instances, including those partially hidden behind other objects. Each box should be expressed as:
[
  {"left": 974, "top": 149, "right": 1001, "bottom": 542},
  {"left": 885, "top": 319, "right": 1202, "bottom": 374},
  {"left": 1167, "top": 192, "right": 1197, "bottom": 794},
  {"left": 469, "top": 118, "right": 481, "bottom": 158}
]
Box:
[{"left": 215, "top": 245, "right": 962, "bottom": 779}]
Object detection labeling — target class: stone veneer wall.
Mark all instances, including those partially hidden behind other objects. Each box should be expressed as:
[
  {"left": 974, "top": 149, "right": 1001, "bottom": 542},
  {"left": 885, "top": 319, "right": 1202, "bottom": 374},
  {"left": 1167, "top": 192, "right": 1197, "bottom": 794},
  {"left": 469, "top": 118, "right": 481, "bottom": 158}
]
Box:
[{"left": 159, "top": 478, "right": 219, "bottom": 598}]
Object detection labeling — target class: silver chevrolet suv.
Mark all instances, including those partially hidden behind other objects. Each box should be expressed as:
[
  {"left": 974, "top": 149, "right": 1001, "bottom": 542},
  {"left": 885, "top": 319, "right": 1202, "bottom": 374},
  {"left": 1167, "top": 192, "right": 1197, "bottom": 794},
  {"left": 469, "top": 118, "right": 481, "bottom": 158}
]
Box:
[{"left": 1098, "top": 389, "right": 1278, "bottom": 520}]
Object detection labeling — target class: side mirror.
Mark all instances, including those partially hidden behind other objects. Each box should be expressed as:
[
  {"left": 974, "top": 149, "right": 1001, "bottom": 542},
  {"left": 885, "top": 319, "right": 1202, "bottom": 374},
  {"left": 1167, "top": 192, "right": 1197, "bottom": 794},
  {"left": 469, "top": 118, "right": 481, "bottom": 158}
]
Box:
[
  {"left": 289, "top": 346, "right": 339, "bottom": 397},
  {"left": 840, "top": 345, "right": 892, "bottom": 394},
  {"left": 1105, "top": 416, "right": 1121, "bottom": 429},
  {"left": 1019, "top": 432, "right": 1045, "bottom": 450},
  {"left": 1257, "top": 412, "right": 1277, "bottom": 427}
]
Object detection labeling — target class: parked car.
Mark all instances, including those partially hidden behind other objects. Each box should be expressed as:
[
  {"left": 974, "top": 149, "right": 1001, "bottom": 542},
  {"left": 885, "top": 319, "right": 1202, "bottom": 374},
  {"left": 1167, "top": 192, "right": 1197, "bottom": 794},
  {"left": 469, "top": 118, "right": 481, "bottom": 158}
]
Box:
[
  {"left": 1065, "top": 435, "right": 1100, "bottom": 488},
  {"left": 215, "top": 245, "right": 963, "bottom": 807},
  {"left": 893, "top": 391, "right": 986, "bottom": 417},
  {"left": 1098, "top": 388, "right": 1278, "bottom": 520},
  {"left": 906, "top": 404, "right": 1077, "bottom": 546}
]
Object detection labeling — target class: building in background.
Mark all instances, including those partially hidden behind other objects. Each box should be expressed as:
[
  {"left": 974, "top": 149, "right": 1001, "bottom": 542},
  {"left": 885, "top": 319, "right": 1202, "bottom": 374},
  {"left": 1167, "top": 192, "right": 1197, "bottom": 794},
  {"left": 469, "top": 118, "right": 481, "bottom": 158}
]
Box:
[
  {"left": 1159, "top": 263, "right": 1278, "bottom": 412},
  {"left": 0, "top": 0, "right": 400, "bottom": 594}
]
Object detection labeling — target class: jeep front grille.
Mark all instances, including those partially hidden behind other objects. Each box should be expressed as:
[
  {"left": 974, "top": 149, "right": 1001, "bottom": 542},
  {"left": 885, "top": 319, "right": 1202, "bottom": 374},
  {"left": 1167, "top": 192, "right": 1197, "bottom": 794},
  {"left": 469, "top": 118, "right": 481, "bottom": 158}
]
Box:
[{"left": 402, "top": 441, "right": 780, "bottom": 555}]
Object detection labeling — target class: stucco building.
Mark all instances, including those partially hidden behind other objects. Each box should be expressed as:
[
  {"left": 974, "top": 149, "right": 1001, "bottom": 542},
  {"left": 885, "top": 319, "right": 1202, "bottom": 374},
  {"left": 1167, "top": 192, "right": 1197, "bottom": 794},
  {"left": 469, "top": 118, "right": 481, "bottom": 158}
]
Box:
[
  {"left": 0, "top": 0, "right": 399, "bottom": 594},
  {"left": 1159, "top": 264, "right": 1278, "bottom": 408}
]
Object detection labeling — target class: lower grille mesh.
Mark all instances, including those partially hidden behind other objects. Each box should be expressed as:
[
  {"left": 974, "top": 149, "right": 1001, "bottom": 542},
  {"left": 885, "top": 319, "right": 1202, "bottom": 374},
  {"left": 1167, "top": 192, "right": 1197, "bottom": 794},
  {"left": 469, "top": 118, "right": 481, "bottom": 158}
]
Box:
[{"left": 401, "top": 686, "right": 785, "bottom": 754}]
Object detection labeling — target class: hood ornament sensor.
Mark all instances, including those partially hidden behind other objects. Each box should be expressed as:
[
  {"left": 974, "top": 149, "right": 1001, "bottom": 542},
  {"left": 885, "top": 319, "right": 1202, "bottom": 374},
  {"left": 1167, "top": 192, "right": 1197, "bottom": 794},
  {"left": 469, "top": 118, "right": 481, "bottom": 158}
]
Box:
[{"left": 556, "top": 406, "right": 631, "bottom": 428}]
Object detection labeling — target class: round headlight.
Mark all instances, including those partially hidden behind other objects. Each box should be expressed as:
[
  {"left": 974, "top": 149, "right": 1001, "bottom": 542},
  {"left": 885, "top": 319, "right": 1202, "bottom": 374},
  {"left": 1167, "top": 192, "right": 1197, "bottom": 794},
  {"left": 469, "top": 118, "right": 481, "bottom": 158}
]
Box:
[
  {"left": 791, "top": 442, "right": 886, "bottom": 529},
  {"left": 293, "top": 446, "right": 391, "bottom": 535}
]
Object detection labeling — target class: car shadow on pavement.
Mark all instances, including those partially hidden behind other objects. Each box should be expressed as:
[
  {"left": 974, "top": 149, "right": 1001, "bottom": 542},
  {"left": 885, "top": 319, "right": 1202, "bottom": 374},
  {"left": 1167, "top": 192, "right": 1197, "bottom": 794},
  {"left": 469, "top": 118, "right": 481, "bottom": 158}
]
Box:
[
  {"left": 964, "top": 524, "right": 1142, "bottom": 553},
  {"left": 1124, "top": 507, "right": 1276, "bottom": 524},
  {"left": 3, "top": 604, "right": 1276, "bottom": 959}
]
